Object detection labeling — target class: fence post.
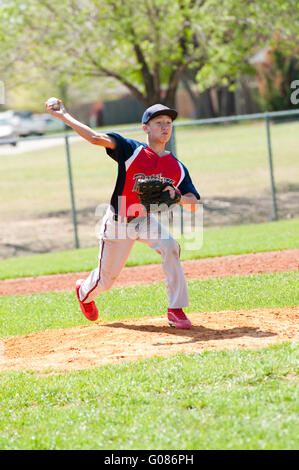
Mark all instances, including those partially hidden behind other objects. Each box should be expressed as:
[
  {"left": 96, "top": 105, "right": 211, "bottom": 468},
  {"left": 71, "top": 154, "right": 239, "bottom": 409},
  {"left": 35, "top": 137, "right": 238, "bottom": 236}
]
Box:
[
  {"left": 180, "top": 204, "right": 184, "bottom": 235},
  {"left": 64, "top": 135, "right": 80, "bottom": 248},
  {"left": 166, "top": 126, "right": 183, "bottom": 232},
  {"left": 265, "top": 115, "right": 278, "bottom": 221},
  {"left": 166, "top": 125, "right": 177, "bottom": 155}
]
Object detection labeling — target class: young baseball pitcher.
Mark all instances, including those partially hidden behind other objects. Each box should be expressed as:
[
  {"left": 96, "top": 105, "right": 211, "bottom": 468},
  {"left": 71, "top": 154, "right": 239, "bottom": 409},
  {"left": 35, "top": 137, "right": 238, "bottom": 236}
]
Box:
[{"left": 45, "top": 99, "right": 200, "bottom": 329}]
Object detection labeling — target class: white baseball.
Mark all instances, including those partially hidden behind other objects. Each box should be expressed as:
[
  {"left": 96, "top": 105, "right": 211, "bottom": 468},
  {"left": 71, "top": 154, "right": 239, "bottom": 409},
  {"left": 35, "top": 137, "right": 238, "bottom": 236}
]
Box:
[{"left": 47, "top": 97, "right": 60, "bottom": 110}]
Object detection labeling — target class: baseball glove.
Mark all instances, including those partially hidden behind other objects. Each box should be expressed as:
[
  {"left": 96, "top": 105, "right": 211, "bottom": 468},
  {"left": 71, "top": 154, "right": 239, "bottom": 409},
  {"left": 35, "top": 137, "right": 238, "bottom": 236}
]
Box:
[{"left": 135, "top": 176, "right": 181, "bottom": 213}]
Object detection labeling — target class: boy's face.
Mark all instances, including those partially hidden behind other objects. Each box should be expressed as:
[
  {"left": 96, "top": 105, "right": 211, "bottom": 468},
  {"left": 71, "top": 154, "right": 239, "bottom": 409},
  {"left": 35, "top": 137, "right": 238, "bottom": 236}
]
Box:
[{"left": 142, "top": 114, "right": 173, "bottom": 144}]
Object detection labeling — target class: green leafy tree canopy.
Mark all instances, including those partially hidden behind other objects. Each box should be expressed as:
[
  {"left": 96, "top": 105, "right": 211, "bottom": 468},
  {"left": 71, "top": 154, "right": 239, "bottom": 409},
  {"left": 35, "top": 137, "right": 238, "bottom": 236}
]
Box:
[{"left": 1, "top": 0, "right": 299, "bottom": 107}]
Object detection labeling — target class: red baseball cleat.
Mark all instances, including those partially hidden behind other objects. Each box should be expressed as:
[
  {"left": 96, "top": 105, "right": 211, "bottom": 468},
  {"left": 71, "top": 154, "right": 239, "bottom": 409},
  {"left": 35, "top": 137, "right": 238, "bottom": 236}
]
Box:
[
  {"left": 168, "top": 308, "right": 192, "bottom": 329},
  {"left": 76, "top": 279, "right": 98, "bottom": 322}
]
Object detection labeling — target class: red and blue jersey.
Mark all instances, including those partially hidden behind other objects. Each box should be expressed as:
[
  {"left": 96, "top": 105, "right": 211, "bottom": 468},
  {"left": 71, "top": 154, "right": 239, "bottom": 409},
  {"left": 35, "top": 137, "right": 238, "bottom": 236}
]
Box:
[{"left": 106, "top": 133, "right": 200, "bottom": 217}]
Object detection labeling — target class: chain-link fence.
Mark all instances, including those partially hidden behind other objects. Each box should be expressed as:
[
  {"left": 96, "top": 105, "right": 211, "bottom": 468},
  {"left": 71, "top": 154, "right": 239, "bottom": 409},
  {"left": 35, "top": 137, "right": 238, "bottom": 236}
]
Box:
[{"left": 0, "top": 109, "right": 298, "bottom": 259}]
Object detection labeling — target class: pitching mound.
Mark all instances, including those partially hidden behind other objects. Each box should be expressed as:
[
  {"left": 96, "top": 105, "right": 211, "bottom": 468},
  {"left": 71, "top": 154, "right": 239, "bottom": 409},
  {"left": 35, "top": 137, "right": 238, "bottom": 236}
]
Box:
[{"left": 1, "top": 307, "right": 298, "bottom": 372}]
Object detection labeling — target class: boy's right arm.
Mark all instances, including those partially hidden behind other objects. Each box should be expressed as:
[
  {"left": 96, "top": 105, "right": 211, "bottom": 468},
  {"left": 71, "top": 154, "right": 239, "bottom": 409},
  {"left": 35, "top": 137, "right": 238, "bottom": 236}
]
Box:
[{"left": 45, "top": 99, "right": 116, "bottom": 149}]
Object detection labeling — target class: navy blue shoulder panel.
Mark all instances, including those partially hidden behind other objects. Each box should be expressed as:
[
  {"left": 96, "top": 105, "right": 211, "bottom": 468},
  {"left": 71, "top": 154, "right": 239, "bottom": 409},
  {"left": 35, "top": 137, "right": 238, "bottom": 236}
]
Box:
[
  {"left": 173, "top": 157, "right": 200, "bottom": 200},
  {"left": 105, "top": 132, "right": 146, "bottom": 163},
  {"left": 105, "top": 133, "right": 146, "bottom": 214}
]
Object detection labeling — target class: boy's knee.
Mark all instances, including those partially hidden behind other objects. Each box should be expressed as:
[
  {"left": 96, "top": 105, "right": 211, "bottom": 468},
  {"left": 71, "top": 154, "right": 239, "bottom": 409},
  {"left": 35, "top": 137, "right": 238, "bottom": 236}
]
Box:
[{"left": 163, "top": 238, "right": 180, "bottom": 258}]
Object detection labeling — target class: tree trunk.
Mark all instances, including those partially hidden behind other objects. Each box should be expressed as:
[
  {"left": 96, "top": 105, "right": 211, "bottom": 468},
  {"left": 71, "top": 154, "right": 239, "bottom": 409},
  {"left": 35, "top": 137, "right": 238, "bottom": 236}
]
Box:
[
  {"left": 163, "top": 93, "right": 176, "bottom": 109},
  {"left": 218, "top": 86, "right": 235, "bottom": 116},
  {"left": 198, "top": 88, "right": 216, "bottom": 118},
  {"left": 181, "top": 75, "right": 201, "bottom": 117}
]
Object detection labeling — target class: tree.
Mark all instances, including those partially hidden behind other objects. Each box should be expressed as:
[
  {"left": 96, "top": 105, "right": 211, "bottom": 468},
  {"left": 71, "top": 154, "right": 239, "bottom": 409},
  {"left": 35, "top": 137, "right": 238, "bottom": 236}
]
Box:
[
  {"left": 1, "top": 0, "right": 299, "bottom": 109},
  {"left": 256, "top": 47, "right": 299, "bottom": 112}
]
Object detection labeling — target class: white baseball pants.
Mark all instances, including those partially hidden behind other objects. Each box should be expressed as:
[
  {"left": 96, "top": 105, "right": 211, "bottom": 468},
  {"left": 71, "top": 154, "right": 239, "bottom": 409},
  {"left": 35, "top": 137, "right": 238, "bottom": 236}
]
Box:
[{"left": 78, "top": 208, "right": 189, "bottom": 308}]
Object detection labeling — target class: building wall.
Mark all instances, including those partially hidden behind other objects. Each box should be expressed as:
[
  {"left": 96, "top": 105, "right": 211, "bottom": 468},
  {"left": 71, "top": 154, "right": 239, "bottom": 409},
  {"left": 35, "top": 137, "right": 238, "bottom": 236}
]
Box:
[
  {"left": 102, "top": 96, "right": 146, "bottom": 126},
  {"left": 175, "top": 90, "right": 196, "bottom": 118}
]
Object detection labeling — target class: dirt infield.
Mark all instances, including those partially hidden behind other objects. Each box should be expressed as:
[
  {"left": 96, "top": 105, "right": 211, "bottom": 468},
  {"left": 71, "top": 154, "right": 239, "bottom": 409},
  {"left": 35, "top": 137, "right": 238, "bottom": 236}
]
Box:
[
  {"left": 0, "top": 249, "right": 298, "bottom": 372},
  {"left": 1, "top": 249, "right": 299, "bottom": 296},
  {"left": 1, "top": 307, "right": 298, "bottom": 372}
]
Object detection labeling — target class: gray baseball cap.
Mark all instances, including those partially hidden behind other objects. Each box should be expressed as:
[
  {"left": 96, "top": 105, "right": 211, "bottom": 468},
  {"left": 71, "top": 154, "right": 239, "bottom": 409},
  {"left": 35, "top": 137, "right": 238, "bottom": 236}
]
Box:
[{"left": 142, "top": 104, "right": 178, "bottom": 124}]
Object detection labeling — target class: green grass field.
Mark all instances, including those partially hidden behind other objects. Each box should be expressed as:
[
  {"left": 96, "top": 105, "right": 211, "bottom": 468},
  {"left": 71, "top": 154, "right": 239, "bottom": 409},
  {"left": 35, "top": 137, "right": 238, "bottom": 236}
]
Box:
[
  {"left": 0, "top": 268, "right": 298, "bottom": 449},
  {"left": 0, "top": 215, "right": 298, "bottom": 449},
  {"left": 1, "top": 271, "right": 298, "bottom": 337},
  {"left": 1, "top": 120, "right": 298, "bottom": 219},
  {"left": 0, "top": 343, "right": 297, "bottom": 450},
  {"left": 1, "top": 218, "right": 298, "bottom": 279}
]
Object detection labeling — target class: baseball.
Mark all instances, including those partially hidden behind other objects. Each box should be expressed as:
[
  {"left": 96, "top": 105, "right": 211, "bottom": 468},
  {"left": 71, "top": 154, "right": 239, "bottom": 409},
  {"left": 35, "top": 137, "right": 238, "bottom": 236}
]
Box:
[{"left": 46, "top": 97, "right": 60, "bottom": 110}]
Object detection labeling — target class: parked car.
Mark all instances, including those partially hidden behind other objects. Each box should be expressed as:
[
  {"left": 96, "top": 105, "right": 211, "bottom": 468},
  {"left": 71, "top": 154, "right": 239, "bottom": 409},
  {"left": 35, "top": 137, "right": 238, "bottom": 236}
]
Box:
[
  {"left": 14, "top": 111, "right": 47, "bottom": 137},
  {"left": 0, "top": 110, "right": 66, "bottom": 143},
  {"left": 15, "top": 112, "right": 66, "bottom": 136},
  {"left": 0, "top": 117, "right": 18, "bottom": 145},
  {"left": 35, "top": 113, "right": 66, "bottom": 134}
]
